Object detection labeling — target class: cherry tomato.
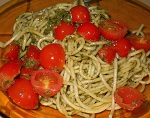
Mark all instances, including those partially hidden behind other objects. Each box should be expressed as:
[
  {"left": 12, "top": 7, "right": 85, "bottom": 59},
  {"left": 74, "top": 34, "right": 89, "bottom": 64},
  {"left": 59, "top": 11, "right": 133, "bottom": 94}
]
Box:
[
  {"left": 0, "top": 59, "right": 22, "bottom": 90},
  {"left": 97, "top": 46, "right": 116, "bottom": 64},
  {"left": 7, "top": 78, "right": 39, "bottom": 109},
  {"left": 114, "top": 86, "right": 144, "bottom": 111},
  {"left": 30, "top": 69, "right": 63, "bottom": 98},
  {"left": 27, "top": 45, "right": 40, "bottom": 60},
  {"left": 113, "top": 37, "right": 131, "bottom": 57},
  {"left": 39, "top": 43, "right": 65, "bottom": 72},
  {"left": 1, "top": 41, "right": 19, "bottom": 63},
  {"left": 54, "top": 21, "right": 75, "bottom": 40},
  {"left": 127, "top": 34, "right": 150, "bottom": 51},
  {"left": 77, "top": 22, "right": 100, "bottom": 41},
  {"left": 70, "top": 5, "right": 90, "bottom": 23},
  {"left": 24, "top": 45, "right": 40, "bottom": 69},
  {"left": 20, "top": 68, "right": 35, "bottom": 80},
  {"left": 99, "top": 20, "right": 127, "bottom": 40},
  {"left": 23, "top": 58, "right": 40, "bottom": 70}
]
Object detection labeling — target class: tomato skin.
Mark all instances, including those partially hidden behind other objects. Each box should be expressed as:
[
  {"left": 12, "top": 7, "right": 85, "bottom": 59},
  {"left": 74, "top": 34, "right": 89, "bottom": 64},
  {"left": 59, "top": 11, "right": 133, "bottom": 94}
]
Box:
[
  {"left": 39, "top": 43, "right": 65, "bottom": 72},
  {"left": 1, "top": 42, "right": 19, "bottom": 62},
  {"left": 21, "top": 45, "right": 40, "bottom": 71},
  {"left": 23, "top": 58, "right": 40, "bottom": 70},
  {"left": 30, "top": 69, "right": 63, "bottom": 98},
  {"left": 27, "top": 45, "right": 40, "bottom": 60},
  {"left": 99, "top": 20, "right": 127, "bottom": 40},
  {"left": 127, "top": 34, "right": 150, "bottom": 51},
  {"left": 20, "top": 67, "right": 35, "bottom": 80},
  {"left": 77, "top": 22, "right": 100, "bottom": 41},
  {"left": 54, "top": 21, "right": 75, "bottom": 40},
  {"left": 70, "top": 5, "right": 90, "bottom": 23},
  {"left": 7, "top": 78, "right": 39, "bottom": 109},
  {"left": 0, "top": 59, "right": 22, "bottom": 90},
  {"left": 97, "top": 46, "right": 116, "bottom": 64},
  {"left": 113, "top": 38, "right": 131, "bottom": 57},
  {"left": 114, "top": 86, "right": 144, "bottom": 111}
]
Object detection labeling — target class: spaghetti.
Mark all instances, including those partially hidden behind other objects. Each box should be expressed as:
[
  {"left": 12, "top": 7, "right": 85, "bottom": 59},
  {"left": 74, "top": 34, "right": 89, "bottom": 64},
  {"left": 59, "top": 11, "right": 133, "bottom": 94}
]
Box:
[{"left": 0, "top": 0, "right": 150, "bottom": 118}]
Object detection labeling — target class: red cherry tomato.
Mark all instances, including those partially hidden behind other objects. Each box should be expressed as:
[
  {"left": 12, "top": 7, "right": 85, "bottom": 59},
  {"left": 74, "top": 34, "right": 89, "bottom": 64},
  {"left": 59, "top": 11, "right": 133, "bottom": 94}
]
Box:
[
  {"left": 113, "top": 37, "right": 131, "bottom": 57},
  {"left": 127, "top": 34, "right": 150, "bottom": 51},
  {"left": 20, "top": 68, "right": 35, "bottom": 80},
  {"left": 39, "top": 43, "right": 65, "bottom": 72},
  {"left": 30, "top": 69, "right": 63, "bottom": 98},
  {"left": 23, "top": 58, "right": 40, "bottom": 70},
  {"left": 27, "top": 45, "right": 40, "bottom": 60},
  {"left": 99, "top": 20, "right": 127, "bottom": 40},
  {"left": 54, "top": 21, "right": 75, "bottom": 40},
  {"left": 114, "top": 86, "right": 144, "bottom": 111},
  {"left": 22, "top": 45, "right": 40, "bottom": 70},
  {"left": 1, "top": 41, "right": 19, "bottom": 62},
  {"left": 97, "top": 46, "right": 116, "bottom": 64},
  {"left": 0, "top": 59, "right": 22, "bottom": 90},
  {"left": 77, "top": 22, "right": 100, "bottom": 41},
  {"left": 70, "top": 5, "right": 90, "bottom": 23},
  {"left": 7, "top": 78, "right": 39, "bottom": 109}
]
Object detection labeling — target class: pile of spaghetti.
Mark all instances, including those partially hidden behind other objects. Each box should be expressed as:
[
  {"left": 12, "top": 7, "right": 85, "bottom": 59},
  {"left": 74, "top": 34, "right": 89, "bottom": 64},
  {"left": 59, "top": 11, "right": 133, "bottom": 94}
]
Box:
[{"left": 1, "top": 0, "right": 150, "bottom": 118}]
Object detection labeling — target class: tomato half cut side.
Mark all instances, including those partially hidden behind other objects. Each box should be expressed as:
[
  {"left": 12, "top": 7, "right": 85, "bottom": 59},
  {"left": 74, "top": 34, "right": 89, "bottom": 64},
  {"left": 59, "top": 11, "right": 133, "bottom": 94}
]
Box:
[
  {"left": 127, "top": 34, "right": 150, "bottom": 51},
  {"left": 99, "top": 20, "right": 127, "bottom": 41},
  {"left": 7, "top": 78, "right": 39, "bottom": 109},
  {"left": 114, "top": 86, "right": 144, "bottom": 111},
  {"left": 30, "top": 69, "right": 63, "bottom": 98},
  {"left": 39, "top": 43, "right": 65, "bottom": 72}
]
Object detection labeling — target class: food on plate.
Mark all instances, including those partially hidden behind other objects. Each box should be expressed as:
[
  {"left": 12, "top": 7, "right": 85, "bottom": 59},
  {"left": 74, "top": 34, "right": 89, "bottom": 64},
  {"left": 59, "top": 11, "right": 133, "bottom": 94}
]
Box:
[
  {"left": 127, "top": 34, "right": 150, "bottom": 51},
  {"left": 77, "top": 22, "right": 100, "bottom": 41},
  {"left": 54, "top": 21, "right": 75, "bottom": 40},
  {"left": 7, "top": 78, "right": 39, "bottom": 109},
  {"left": 0, "top": 59, "right": 22, "bottom": 90},
  {"left": 99, "top": 20, "right": 127, "bottom": 41},
  {"left": 0, "top": 0, "right": 150, "bottom": 118},
  {"left": 70, "top": 5, "right": 90, "bottom": 23},
  {"left": 114, "top": 86, "right": 144, "bottom": 111},
  {"left": 39, "top": 43, "right": 65, "bottom": 72},
  {"left": 30, "top": 69, "right": 63, "bottom": 98}
]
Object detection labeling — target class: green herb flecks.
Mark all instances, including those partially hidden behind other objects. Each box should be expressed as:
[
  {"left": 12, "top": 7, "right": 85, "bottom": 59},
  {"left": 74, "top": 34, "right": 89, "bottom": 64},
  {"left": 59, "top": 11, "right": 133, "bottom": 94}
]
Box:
[
  {"left": 3, "top": 80, "right": 10, "bottom": 87},
  {"left": 44, "top": 9, "right": 71, "bottom": 35}
]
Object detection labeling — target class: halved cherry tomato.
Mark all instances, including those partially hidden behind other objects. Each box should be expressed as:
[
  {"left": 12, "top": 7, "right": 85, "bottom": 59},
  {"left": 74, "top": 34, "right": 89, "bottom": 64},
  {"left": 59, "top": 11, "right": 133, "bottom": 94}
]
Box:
[
  {"left": 97, "top": 46, "right": 116, "bottom": 64},
  {"left": 1, "top": 41, "right": 19, "bottom": 63},
  {"left": 7, "top": 78, "right": 39, "bottom": 109},
  {"left": 39, "top": 43, "right": 65, "bottom": 72},
  {"left": 54, "top": 21, "right": 75, "bottom": 40},
  {"left": 77, "top": 22, "right": 100, "bottom": 41},
  {"left": 127, "top": 34, "right": 150, "bottom": 51},
  {"left": 114, "top": 86, "right": 144, "bottom": 111},
  {"left": 30, "top": 69, "right": 63, "bottom": 98},
  {"left": 27, "top": 45, "right": 40, "bottom": 60},
  {"left": 99, "top": 20, "right": 127, "bottom": 40},
  {"left": 0, "top": 59, "right": 22, "bottom": 90},
  {"left": 113, "top": 37, "right": 131, "bottom": 57},
  {"left": 70, "top": 5, "right": 90, "bottom": 23}
]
